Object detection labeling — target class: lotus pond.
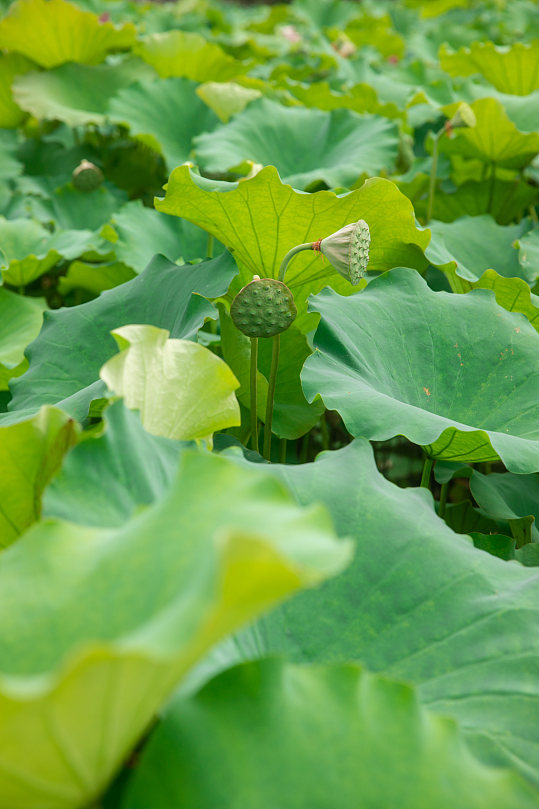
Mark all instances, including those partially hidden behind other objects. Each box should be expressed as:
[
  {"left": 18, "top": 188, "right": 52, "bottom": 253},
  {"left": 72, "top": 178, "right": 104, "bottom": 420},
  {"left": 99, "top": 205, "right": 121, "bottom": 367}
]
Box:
[{"left": 0, "top": 0, "right": 538, "bottom": 806}]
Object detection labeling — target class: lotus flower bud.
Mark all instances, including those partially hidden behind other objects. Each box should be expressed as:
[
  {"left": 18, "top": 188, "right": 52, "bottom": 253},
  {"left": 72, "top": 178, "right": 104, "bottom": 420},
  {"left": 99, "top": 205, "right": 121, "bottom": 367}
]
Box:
[
  {"left": 448, "top": 103, "right": 476, "bottom": 130},
  {"left": 71, "top": 159, "right": 104, "bottom": 192},
  {"left": 317, "top": 219, "right": 370, "bottom": 285},
  {"left": 231, "top": 277, "right": 297, "bottom": 338}
]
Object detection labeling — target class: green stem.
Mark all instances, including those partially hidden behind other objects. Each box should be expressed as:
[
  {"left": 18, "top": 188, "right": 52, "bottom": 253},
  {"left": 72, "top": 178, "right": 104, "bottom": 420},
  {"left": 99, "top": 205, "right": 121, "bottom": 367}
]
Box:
[
  {"left": 426, "top": 129, "right": 442, "bottom": 225},
  {"left": 263, "top": 334, "right": 280, "bottom": 461},
  {"left": 18, "top": 285, "right": 25, "bottom": 296},
  {"left": 206, "top": 233, "right": 214, "bottom": 259},
  {"left": 278, "top": 243, "right": 313, "bottom": 283},
  {"left": 279, "top": 438, "right": 287, "bottom": 464},
  {"left": 250, "top": 337, "right": 258, "bottom": 453},
  {"left": 439, "top": 481, "right": 448, "bottom": 518},
  {"left": 420, "top": 456, "right": 434, "bottom": 489},
  {"left": 320, "top": 412, "right": 329, "bottom": 451},
  {"left": 299, "top": 433, "right": 309, "bottom": 464}
]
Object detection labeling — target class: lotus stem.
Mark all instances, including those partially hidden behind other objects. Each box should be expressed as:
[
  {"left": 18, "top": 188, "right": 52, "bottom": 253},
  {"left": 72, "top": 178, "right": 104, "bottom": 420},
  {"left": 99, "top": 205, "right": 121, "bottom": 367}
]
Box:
[
  {"left": 278, "top": 243, "right": 314, "bottom": 282},
  {"left": 250, "top": 337, "right": 258, "bottom": 453},
  {"left": 426, "top": 129, "right": 442, "bottom": 225},
  {"left": 206, "top": 233, "right": 214, "bottom": 258},
  {"left": 420, "top": 456, "right": 434, "bottom": 489},
  {"left": 263, "top": 333, "right": 280, "bottom": 460},
  {"left": 279, "top": 438, "right": 287, "bottom": 463},
  {"left": 439, "top": 481, "right": 448, "bottom": 518}
]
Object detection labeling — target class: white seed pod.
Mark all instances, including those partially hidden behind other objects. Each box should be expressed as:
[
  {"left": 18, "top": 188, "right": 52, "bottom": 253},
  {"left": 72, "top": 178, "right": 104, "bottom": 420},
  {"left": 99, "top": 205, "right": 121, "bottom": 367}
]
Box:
[{"left": 318, "top": 219, "right": 370, "bottom": 285}]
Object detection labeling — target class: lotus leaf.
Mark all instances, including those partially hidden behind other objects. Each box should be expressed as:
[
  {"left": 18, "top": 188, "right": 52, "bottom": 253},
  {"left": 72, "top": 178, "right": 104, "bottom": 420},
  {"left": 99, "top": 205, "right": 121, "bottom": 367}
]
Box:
[
  {"left": 108, "top": 77, "right": 219, "bottom": 171},
  {"left": 0, "top": 450, "right": 351, "bottom": 809},
  {"left": 302, "top": 268, "right": 539, "bottom": 472},
  {"left": 439, "top": 41, "right": 539, "bottom": 95},
  {"left": 155, "top": 166, "right": 429, "bottom": 328},
  {"left": 224, "top": 439, "right": 539, "bottom": 785},
  {"left": 442, "top": 267, "right": 539, "bottom": 330},
  {"left": 439, "top": 98, "right": 539, "bottom": 169},
  {"left": 12, "top": 59, "right": 155, "bottom": 127},
  {"left": 425, "top": 215, "right": 532, "bottom": 285},
  {"left": 0, "top": 0, "right": 136, "bottom": 68},
  {"left": 0, "top": 52, "right": 34, "bottom": 127},
  {"left": 100, "top": 324, "right": 240, "bottom": 443},
  {"left": 8, "top": 252, "right": 238, "bottom": 420},
  {"left": 193, "top": 98, "right": 399, "bottom": 190},
  {"left": 470, "top": 470, "right": 539, "bottom": 544},
  {"left": 0, "top": 407, "right": 77, "bottom": 548},
  {"left": 44, "top": 401, "right": 185, "bottom": 528},
  {"left": 196, "top": 81, "right": 262, "bottom": 123},
  {"left": 134, "top": 30, "right": 250, "bottom": 83},
  {"left": 121, "top": 658, "right": 539, "bottom": 809}
]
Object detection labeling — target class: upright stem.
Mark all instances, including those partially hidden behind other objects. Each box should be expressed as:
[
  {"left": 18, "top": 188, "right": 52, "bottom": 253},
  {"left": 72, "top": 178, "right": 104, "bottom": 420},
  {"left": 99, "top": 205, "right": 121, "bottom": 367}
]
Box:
[
  {"left": 420, "top": 456, "right": 434, "bottom": 489},
  {"left": 439, "top": 481, "right": 448, "bottom": 518},
  {"left": 320, "top": 412, "right": 330, "bottom": 451},
  {"left": 263, "top": 334, "right": 280, "bottom": 461},
  {"left": 279, "top": 438, "right": 287, "bottom": 464},
  {"left": 250, "top": 337, "right": 258, "bottom": 453},
  {"left": 278, "top": 243, "right": 313, "bottom": 282},
  {"left": 206, "top": 233, "right": 214, "bottom": 258},
  {"left": 426, "top": 130, "right": 442, "bottom": 225}
]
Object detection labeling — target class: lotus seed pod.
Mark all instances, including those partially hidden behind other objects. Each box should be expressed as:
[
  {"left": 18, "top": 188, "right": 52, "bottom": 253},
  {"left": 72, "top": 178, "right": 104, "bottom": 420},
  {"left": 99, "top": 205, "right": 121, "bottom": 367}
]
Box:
[
  {"left": 230, "top": 277, "right": 297, "bottom": 338},
  {"left": 72, "top": 159, "right": 104, "bottom": 192},
  {"left": 318, "top": 219, "right": 370, "bottom": 285},
  {"left": 449, "top": 103, "right": 476, "bottom": 130}
]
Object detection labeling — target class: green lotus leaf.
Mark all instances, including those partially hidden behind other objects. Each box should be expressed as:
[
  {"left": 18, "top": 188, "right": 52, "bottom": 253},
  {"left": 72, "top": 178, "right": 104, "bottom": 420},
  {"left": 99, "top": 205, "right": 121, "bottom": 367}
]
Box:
[
  {"left": 0, "top": 406, "right": 77, "bottom": 548},
  {"left": 194, "top": 98, "right": 399, "bottom": 190},
  {"left": 420, "top": 178, "right": 539, "bottom": 227},
  {"left": 25, "top": 184, "right": 125, "bottom": 232},
  {"left": 439, "top": 98, "right": 539, "bottom": 169},
  {"left": 108, "top": 77, "right": 219, "bottom": 171},
  {"left": 219, "top": 304, "right": 323, "bottom": 439},
  {"left": 58, "top": 260, "right": 135, "bottom": 296},
  {"left": 0, "top": 287, "right": 46, "bottom": 370},
  {"left": 134, "top": 30, "right": 250, "bottom": 82},
  {"left": 12, "top": 59, "right": 155, "bottom": 126},
  {"left": 462, "top": 84, "right": 539, "bottom": 133},
  {"left": 121, "top": 659, "right": 538, "bottom": 809},
  {"left": 196, "top": 81, "right": 262, "bottom": 123},
  {"left": 0, "top": 0, "right": 136, "bottom": 68},
  {"left": 155, "top": 166, "right": 429, "bottom": 328},
  {"left": 0, "top": 450, "right": 351, "bottom": 809},
  {"left": 284, "top": 79, "right": 403, "bottom": 120},
  {"left": 439, "top": 40, "right": 539, "bottom": 95},
  {"left": 470, "top": 469, "right": 539, "bottom": 545},
  {"left": 302, "top": 268, "right": 539, "bottom": 472},
  {"left": 108, "top": 199, "right": 211, "bottom": 271},
  {"left": 340, "top": 11, "right": 405, "bottom": 58},
  {"left": 223, "top": 439, "right": 539, "bottom": 785},
  {"left": 7, "top": 252, "right": 238, "bottom": 421},
  {"left": 44, "top": 401, "right": 186, "bottom": 528},
  {"left": 442, "top": 268, "right": 539, "bottom": 330},
  {"left": 0, "top": 52, "right": 34, "bottom": 127},
  {"left": 425, "top": 215, "right": 533, "bottom": 285},
  {"left": 517, "top": 227, "right": 539, "bottom": 284},
  {"left": 0, "top": 217, "right": 101, "bottom": 287},
  {"left": 100, "top": 324, "right": 240, "bottom": 443}
]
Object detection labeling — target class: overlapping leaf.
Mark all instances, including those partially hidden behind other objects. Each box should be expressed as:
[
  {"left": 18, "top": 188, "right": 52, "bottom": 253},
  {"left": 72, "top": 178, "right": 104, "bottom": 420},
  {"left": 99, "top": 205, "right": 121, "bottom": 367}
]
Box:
[
  {"left": 7, "top": 252, "right": 238, "bottom": 421},
  {"left": 439, "top": 41, "right": 539, "bottom": 95},
  {"left": 0, "top": 0, "right": 136, "bottom": 67},
  {"left": 121, "top": 659, "right": 539, "bottom": 809},
  {"left": 302, "top": 268, "right": 539, "bottom": 472},
  {"left": 100, "top": 324, "right": 240, "bottom": 443},
  {"left": 220, "top": 440, "right": 539, "bottom": 786},
  {"left": 194, "top": 98, "right": 400, "bottom": 190},
  {"left": 0, "top": 450, "right": 351, "bottom": 809}
]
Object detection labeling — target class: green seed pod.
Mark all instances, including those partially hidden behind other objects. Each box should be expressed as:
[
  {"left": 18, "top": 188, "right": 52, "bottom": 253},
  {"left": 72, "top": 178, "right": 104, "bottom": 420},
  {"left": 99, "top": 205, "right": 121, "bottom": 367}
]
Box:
[
  {"left": 318, "top": 219, "right": 370, "bottom": 285},
  {"left": 71, "top": 159, "right": 104, "bottom": 192},
  {"left": 231, "top": 276, "right": 297, "bottom": 338},
  {"left": 449, "top": 102, "right": 476, "bottom": 130}
]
